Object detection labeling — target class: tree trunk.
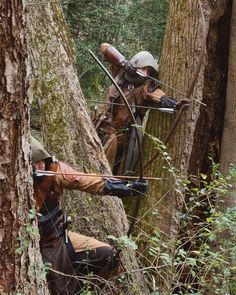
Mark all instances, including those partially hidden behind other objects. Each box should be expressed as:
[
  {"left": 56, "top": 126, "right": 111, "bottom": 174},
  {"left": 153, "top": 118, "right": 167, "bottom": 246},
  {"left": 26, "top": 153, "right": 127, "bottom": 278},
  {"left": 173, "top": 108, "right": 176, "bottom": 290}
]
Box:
[
  {"left": 26, "top": 1, "right": 149, "bottom": 294},
  {"left": 0, "top": 1, "right": 49, "bottom": 294},
  {"left": 215, "top": 3, "right": 236, "bottom": 294},
  {"left": 220, "top": 0, "right": 236, "bottom": 207},
  {"left": 142, "top": 0, "right": 231, "bottom": 293},
  {"left": 143, "top": 0, "right": 209, "bottom": 257}
]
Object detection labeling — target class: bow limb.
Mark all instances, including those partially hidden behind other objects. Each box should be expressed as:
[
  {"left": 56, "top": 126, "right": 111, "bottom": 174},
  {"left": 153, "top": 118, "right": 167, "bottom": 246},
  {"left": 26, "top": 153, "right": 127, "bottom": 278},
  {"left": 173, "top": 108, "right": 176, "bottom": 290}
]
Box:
[
  {"left": 143, "top": 0, "right": 206, "bottom": 171},
  {"left": 88, "top": 50, "right": 144, "bottom": 236}
]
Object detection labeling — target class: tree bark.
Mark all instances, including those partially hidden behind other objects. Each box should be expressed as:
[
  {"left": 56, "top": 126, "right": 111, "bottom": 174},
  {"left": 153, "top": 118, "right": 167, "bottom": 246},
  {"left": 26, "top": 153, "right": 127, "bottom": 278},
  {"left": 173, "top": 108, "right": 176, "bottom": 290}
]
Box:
[
  {"left": 214, "top": 3, "right": 236, "bottom": 293},
  {"left": 219, "top": 0, "right": 236, "bottom": 208},
  {"left": 26, "top": 1, "right": 149, "bottom": 294},
  {"left": 143, "top": 0, "right": 209, "bottom": 246},
  {"left": 142, "top": 0, "right": 231, "bottom": 293},
  {"left": 0, "top": 1, "right": 49, "bottom": 294}
]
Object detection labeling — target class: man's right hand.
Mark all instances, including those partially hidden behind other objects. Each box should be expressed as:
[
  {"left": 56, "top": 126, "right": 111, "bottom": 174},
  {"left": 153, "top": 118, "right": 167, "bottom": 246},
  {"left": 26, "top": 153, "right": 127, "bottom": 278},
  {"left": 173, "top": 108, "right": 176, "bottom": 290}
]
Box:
[{"left": 122, "top": 60, "right": 136, "bottom": 74}]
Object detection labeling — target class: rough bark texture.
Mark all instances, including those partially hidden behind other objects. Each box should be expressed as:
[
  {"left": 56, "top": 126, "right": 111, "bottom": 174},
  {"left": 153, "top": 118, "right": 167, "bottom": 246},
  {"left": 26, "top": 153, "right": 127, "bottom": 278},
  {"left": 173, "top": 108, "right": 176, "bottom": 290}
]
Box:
[
  {"left": 0, "top": 1, "right": 49, "bottom": 294},
  {"left": 142, "top": 0, "right": 231, "bottom": 293},
  {"left": 189, "top": 1, "right": 231, "bottom": 177},
  {"left": 219, "top": 0, "right": 236, "bottom": 208},
  {"left": 214, "top": 4, "right": 236, "bottom": 293},
  {"left": 26, "top": 1, "right": 149, "bottom": 294},
  {"left": 144, "top": 0, "right": 209, "bottom": 244}
]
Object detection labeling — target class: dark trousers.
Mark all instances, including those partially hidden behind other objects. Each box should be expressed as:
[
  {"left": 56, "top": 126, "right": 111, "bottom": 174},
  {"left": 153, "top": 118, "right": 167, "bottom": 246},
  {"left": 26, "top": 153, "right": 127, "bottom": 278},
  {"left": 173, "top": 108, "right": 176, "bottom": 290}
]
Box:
[{"left": 73, "top": 246, "right": 120, "bottom": 277}]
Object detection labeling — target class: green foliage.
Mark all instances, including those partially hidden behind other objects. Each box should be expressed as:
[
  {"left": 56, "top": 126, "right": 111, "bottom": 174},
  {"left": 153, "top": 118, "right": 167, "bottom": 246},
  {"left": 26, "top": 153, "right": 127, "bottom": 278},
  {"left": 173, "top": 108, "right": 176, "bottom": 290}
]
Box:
[
  {"left": 16, "top": 209, "right": 39, "bottom": 255},
  {"left": 39, "top": 262, "right": 52, "bottom": 278},
  {"left": 108, "top": 234, "right": 138, "bottom": 250},
  {"left": 16, "top": 238, "right": 30, "bottom": 255},
  {"left": 134, "top": 139, "right": 236, "bottom": 294},
  {"left": 79, "top": 281, "right": 98, "bottom": 295},
  {"left": 127, "top": 0, "right": 169, "bottom": 54},
  {"left": 63, "top": 0, "right": 168, "bottom": 101}
]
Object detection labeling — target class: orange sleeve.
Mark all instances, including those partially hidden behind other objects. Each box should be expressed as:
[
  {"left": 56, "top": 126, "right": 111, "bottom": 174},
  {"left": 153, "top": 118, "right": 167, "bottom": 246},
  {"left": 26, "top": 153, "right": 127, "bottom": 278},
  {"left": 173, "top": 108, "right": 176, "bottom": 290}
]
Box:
[{"left": 54, "top": 161, "right": 105, "bottom": 195}]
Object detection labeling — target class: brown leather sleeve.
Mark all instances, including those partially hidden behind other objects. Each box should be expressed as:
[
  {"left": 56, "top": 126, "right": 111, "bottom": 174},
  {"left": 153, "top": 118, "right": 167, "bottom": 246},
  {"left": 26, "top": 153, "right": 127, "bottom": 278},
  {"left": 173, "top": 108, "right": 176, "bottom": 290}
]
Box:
[
  {"left": 100, "top": 43, "right": 123, "bottom": 77},
  {"left": 34, "top": 162, "right": 59, "bottom": 210},
  {"left": 146, "top": 87, "right": 165, "bottom": 102},
  {"left": 54, "top": 162, "right": 105, "bottom": 195}
]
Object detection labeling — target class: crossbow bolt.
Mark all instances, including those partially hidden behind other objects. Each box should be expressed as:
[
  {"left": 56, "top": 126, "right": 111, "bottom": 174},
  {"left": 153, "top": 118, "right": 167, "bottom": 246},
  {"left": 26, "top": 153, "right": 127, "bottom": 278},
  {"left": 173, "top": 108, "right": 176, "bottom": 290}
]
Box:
[{"left": 34, "top": 170, "right": 163, "bottom": 181}]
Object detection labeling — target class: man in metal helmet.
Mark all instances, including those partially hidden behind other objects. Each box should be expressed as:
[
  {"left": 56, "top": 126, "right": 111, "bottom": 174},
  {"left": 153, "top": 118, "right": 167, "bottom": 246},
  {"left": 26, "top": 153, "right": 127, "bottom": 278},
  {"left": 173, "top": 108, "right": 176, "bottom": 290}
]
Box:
[
  {"left": 94, "top": 43, "right": 189, "bottom": 175},
  {"left": 130, "top": 50, "right": 159, "bottom": 71},
  {"left": 125, "top": 50, "right": 159, "bottom": 85},
  {"left": 31, "top": 136, "right": 51, "bottom": 163},
  {"left": 31, "top": 136, "right": 147, "bottom": 294}
]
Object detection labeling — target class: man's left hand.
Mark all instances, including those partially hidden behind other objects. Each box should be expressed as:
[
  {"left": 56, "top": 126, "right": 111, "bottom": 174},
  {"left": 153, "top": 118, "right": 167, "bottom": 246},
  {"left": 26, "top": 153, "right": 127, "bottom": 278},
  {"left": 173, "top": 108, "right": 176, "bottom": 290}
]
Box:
[
  {"left": 160, "top": 95, "right": 177, "bottom": 109},
  {"left": 176, "top": 98, "right": 190, "bottom": 110}
]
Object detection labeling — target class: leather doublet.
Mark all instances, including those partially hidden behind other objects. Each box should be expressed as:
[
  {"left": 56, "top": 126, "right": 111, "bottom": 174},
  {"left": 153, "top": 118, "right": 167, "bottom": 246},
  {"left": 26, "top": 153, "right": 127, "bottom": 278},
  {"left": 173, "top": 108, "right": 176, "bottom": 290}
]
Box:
[{"left": 34, "top": 162, "right": 58, "bottom": 210}]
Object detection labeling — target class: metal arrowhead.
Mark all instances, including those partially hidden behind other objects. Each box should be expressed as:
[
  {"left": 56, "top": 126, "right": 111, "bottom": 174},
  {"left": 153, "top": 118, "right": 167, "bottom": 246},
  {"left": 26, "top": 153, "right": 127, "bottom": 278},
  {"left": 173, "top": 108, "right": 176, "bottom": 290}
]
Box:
[{"left": 35, "top": 170, "right": 55, "bottom": 177}]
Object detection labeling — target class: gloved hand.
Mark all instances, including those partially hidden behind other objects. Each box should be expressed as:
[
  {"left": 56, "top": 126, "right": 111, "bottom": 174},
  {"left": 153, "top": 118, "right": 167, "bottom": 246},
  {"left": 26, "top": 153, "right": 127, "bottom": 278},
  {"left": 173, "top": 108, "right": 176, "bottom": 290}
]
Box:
[
  {"left": 160, "top": 96, "right": 190, "bottom": 111},
  {"left": 176, "top": 98, "right": 190, "bottom": 110},
  {"left": 127, "top": 179, "right": 148, "bottom": 196},
  {"left": 159, "top": 95, "right": 178, "bottom": 109},
  {"left": 122, "top": 60, "right": 137, "bottom": 74},
  {"left": 123, "top": 60, "right": 148, "bottom": 85},
  {"left": 104, "top": 178, "right": 148, "bottom": 198}
]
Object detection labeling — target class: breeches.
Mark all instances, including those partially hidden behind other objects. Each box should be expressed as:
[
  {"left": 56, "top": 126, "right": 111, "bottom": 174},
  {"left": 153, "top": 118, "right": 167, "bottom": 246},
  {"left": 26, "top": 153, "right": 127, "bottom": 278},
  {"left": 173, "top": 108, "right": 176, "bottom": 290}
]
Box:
[
  {"left": 40, "top": 231, "right": 121, "bottom": 294},
  {"left": 68, "top": 231, "right": 120, "bottom": 276},
  {"left": 38, "top": 206, "right": 121, "bottom": 294}
]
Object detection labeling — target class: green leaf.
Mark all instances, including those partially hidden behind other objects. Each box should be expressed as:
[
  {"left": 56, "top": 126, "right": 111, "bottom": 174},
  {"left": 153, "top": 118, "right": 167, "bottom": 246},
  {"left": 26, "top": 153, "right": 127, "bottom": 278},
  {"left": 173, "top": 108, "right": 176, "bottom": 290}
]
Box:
[
  {"left": 200, "top": 173, "right": 207, "bottom": 180},
  {"left": 160, "top": 253, "right": 172, "bottom": 265}
]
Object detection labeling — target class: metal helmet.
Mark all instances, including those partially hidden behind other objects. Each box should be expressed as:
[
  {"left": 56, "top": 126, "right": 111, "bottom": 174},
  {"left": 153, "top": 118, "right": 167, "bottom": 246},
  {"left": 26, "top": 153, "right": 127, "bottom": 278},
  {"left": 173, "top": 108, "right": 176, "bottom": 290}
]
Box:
[
  {"left": 31, "top": 136, "right": 51, "bottom": 163},
  {"left": 129, "top": 51, "right": 159, "bottom": 73},
  {"left": 124, "top": 51, "right": 159, "bottom": 85}
]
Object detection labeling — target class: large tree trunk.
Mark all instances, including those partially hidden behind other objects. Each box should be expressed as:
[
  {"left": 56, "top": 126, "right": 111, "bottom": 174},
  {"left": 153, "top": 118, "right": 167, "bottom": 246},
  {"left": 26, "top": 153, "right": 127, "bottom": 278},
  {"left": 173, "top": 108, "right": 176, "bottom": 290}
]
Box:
[
  {"left": 215, "top": 3, "right": 236, "bottom": 294},
  {"left": 26, "top": 1, "right": 149, "bottom": 294},
  {"left": 220, "top": 0, "right": 236, "bottom": 207},
  {"left": 0, "top": 1, "right": 49, "bottom": 294},
  {"left": 141, "top": 0, "right": 231, "bottom": 293},
  {"left": 143, "top": 0, "right": 208, "bottom": 234}
]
